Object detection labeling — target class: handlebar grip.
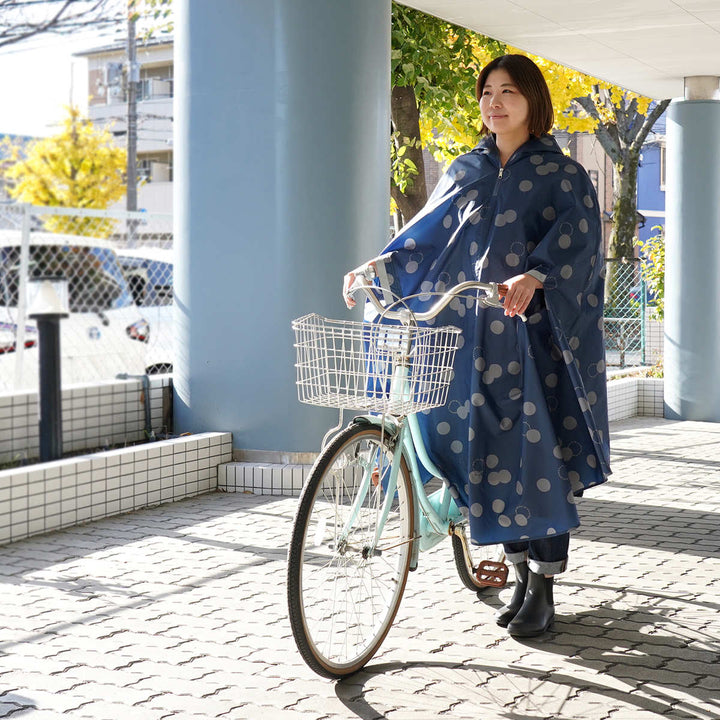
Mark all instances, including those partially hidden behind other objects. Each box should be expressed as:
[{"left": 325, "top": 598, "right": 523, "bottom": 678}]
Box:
[{"left": 498, "top": 284, "right": 508, "bottom": 297}]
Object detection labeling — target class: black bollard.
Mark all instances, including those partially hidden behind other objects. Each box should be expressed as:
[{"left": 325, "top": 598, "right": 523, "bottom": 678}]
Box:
[
  {"left": 36, "top": 315, "right": 63, "bottom": 462},
  {"left": 28, "top": 277, "right": 69, "bottom": 463}
]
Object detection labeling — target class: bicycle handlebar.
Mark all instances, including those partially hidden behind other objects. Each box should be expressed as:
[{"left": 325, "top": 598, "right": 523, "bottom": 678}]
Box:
[{"left": 347, "top": 265, "right": 524, "bottom": 323}]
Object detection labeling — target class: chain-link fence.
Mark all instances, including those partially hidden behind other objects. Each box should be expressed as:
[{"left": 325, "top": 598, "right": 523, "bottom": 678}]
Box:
[
  {"left": 0, "top": 203, "right": 652, "bottom": 391},
  {"left": 0, "top": 203, "right": 173, "bottom": 393},
  {"left": 603, "top": 258, "right": 648, "bottom": 367}
]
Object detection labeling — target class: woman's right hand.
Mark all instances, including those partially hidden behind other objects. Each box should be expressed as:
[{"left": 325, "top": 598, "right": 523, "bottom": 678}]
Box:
[{"left": 501, "top": 273, "right": 543, "bottom": 317}]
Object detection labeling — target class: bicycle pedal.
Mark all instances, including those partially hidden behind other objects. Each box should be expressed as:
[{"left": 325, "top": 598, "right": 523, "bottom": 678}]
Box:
[{"left": 475, "top": 560, "right": 508, "bottom": 588}]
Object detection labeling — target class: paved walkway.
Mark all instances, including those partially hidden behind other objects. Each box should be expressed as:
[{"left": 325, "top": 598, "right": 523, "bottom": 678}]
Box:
[{"left": 0, "top": 417, "right": 719, "bottom": 719}]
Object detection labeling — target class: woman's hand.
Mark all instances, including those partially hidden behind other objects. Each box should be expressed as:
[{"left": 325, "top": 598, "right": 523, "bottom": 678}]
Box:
[
  {"left": 501, "top": 273, "right": 542, "bottom": 318},
  {"left": 342, "top": 260, "right": 377, "bottom": 309},
  {"left": 342, "top": 271, "right": 357, "bottom": 308}
]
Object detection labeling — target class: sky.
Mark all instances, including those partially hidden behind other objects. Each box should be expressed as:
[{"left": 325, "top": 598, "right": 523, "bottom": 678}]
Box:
[
  {"left": 0, "top": 37, "right": 86, "bottom": 137},
  {"left": 0, "top": 2, "right": 143, "bottom": 138}
]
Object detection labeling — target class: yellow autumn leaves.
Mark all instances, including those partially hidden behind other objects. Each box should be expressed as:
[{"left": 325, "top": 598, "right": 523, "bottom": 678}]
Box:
[{"left": 1, "top": 106, "right": 127, "bottom": 236}]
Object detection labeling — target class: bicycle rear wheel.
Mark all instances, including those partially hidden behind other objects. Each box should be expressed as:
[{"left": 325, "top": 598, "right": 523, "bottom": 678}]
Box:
[
  {"left": 287, "top": 422, "right": 414, "bottom": 678},
  {"left": 451, "top": 524, "right": 507, "bottom": 592}
]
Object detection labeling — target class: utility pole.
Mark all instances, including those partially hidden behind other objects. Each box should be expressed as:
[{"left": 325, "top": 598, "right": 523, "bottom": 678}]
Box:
[{"left": 126, "top": 4, "right": 139, "bottom": 246}]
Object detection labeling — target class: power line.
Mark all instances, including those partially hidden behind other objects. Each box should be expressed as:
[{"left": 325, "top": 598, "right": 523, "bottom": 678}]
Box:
[{"left": 0, "top": 27, "right": 122, "bottom": 55}]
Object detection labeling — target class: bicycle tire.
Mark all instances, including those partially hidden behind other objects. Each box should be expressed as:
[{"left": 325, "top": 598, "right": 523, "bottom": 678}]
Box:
[
  {"left": 287, "top": 422, "right": 415, "bottom": 678},
  {"left": 451, "top": 524, "right": 507, "bottom": 592}
]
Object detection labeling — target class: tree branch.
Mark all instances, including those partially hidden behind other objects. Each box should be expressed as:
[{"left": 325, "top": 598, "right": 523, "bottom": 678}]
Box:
[
  {"left": 575, "top": 94, "right": 623, "bottom": 164},
  {"left": 0, "top": 0, "right": 121, "bottom": 50},
  {"left": 630, "top": 98, "right": 672, "bottom": 154}
]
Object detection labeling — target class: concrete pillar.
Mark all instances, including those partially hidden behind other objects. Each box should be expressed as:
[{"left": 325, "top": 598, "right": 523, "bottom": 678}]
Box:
[
  {"left": 664, "top": 77, "right": 720, "bottom": 420},
  {"left": 174, "top": 1, "right": 390, "bottom": 460}
]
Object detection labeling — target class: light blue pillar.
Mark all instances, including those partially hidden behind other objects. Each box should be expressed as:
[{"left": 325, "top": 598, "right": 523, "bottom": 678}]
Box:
[
  {"left": 174, "top": 1, "right": 390, "bottom": 458},
  {"left": 665, "top": 87, "right": 720, "bottom": 420}
]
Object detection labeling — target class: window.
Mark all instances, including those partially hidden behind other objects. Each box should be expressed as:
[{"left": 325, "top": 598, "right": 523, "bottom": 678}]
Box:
[
  {"left": 139, "top": 65, "right": 173, "bottom": 101},
  {"left": 137, "top": 158, "right": 152, "bottom": 183},
  {"left": 137, "top": 153, "right": 173, "bottom": 183},
  {"left": 588, "top": 169, "right": 599, "bottom": 193}
]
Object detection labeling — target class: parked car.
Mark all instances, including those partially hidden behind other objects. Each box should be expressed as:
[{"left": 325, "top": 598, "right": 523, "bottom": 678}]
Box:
[
  {"left": 0, "top": 230, "right": 172, "bottom": 392},
  {"left": 116, "top": 247, "right": 173, "bottom": 307},
  {"left": 117, "top": 247, "right": 173, "bottom": 375}
]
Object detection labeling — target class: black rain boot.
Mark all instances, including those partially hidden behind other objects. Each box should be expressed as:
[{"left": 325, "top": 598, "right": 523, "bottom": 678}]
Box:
[
  {"left": 495, "top": 561, "right": 529, "bottom": 628},
  {"left": 507, "top": 570, "right": 555, "bottom": 637}
]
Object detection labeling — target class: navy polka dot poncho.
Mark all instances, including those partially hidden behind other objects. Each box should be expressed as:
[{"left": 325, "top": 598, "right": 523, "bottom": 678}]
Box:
[{"left": 374, "top": 133, "right": 611, "bottom": 546}]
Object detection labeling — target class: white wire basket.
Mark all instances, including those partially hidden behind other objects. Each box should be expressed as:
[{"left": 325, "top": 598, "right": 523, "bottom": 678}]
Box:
[{"left": 292, "top": 313, "right": 462, "bottom": 415}]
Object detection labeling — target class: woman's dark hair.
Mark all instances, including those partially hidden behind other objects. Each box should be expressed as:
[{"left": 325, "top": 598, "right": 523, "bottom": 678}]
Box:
[{"left": 475, "top": 54, "right": 554, "bottom": 137}]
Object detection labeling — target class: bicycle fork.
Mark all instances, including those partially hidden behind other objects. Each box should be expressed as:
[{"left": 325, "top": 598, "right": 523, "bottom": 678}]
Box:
[
  {"left": 337, "top": 415, "right": 459, "bottom": 571},
  {"left": 335, "top": 424, "right": 402, "bottom": 559}
]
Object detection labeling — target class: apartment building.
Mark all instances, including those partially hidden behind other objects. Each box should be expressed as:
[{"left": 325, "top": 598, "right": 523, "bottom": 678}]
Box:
[{"left": 74, "top": 37, "right": 173, "bottom": 215}]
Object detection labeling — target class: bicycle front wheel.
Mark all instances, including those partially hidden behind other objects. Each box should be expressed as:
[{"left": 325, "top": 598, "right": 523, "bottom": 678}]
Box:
[{"left": 287, "top": 422, "right": 414, "bottom": 678}]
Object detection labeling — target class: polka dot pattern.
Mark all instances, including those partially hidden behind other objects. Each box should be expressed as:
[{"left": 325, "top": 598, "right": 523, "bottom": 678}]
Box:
[
  {"left": 373, "top": 132, "right": 610, "bottom": 547},
  {"left": 535, "top": 162, "right": 559, "bottom": 176},
  {"left": 495, "top": 209, "right": 517, "bottom": 227}
]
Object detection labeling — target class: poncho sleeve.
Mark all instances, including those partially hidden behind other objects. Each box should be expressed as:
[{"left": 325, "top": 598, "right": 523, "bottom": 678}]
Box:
[
  {"left": 372, "top": 153, "right": 490, "bottom": 315},
  {"left": 525, "top": 165, "right": 611, "bottom": 477},
  {"left": 526, "top": 167, "right": 604, "bottom": 335}
]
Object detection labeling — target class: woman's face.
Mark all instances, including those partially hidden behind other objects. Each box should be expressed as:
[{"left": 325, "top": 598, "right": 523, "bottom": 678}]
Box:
[{"left": 479, "top": 67, "right": 530, "bottom": 140}]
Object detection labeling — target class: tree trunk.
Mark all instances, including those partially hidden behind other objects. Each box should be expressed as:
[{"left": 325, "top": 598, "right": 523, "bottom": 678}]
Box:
[
  {"left": 608, "top": 148, "right": 640, "bottom": 260},
  {"left": 573, "top": 94, "right": 670, "bottom": 305},
  {"left": 605, "top": 150, "right": 640, "bottom": 304},
  {"left": 390, "top": 85, "right": 427, "bottom": 225}
]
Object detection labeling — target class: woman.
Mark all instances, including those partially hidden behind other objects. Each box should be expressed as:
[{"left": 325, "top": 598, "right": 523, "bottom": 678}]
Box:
[{"left": 344, "top": 55, "right": 611, "bottom": 637}]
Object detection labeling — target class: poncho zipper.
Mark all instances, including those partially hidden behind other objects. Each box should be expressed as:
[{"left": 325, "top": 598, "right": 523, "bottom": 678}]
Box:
[{"left": 492, "top": 166, "right": 504, "bottom": 198}]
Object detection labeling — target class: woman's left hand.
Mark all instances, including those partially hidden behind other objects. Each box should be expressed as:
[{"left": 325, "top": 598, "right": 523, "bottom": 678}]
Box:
[{"left": 502, "top": 273, "right": 543, "bottom": 317}]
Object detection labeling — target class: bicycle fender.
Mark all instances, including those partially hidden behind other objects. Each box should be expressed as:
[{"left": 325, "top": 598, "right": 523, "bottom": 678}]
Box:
[{"left": 350, "top": 414, "right": 399, "bottom": 435}]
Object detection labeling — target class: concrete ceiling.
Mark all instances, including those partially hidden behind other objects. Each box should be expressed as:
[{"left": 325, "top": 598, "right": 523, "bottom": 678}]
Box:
[{"left": 398, "top": 0, "right": 720, "bottom": 100}]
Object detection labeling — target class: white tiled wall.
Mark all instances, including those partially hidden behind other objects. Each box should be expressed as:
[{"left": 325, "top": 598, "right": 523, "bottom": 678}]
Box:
[
  {"left": 0, "top": 375, "right": 171, "bottom": 465},
  {"left": 0, "top": 431, "right": 232, "bottom": 546},
  {"left": 221, "top": 379, "right": 665, "bottom": 498},
  {"left": 218, "top": 461, "right": 313, "bottom": 497},
  {"left": 638, "top": 378, "right": 664, "bottom": 417},
  {"left": 607, "top": 378, "right": 639, "bottom": 421},
  {"left": 0, "top": 374, "right": 665, "bottom": 533},
  {"left": 607, "top": 377, "right": 664, "bottom": 421},
  {"left": 645, "top": 315, "right": 664, "bottom": 367}
]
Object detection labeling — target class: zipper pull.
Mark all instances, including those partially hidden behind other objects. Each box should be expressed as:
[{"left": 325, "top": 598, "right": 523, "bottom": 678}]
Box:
[{"left": 498, "top": 167, "right": 504, "bottom": 179}]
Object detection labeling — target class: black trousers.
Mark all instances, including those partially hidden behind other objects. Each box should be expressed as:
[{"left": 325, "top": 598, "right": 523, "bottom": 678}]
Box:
[{"left": 503, "top": 532, "right": 570, "bottom": 575}]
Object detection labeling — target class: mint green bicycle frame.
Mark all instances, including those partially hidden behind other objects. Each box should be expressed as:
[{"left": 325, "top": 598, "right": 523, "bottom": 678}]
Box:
[
  {"left": 336, "top": 361, "right": 463, "bottom": 571},
  {"left": 334, "top": 274, "right": 512, "bottom": 572}
]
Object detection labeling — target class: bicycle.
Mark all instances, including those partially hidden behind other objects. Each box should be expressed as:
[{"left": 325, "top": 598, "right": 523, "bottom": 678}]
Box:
[{"left": 287, "top": 267, "right": 513, "bottom": 678}]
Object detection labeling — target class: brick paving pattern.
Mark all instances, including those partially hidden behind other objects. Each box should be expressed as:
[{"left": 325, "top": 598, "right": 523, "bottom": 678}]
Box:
[{"left": 0, "top": 417, "right": 719, "bottom": 719}]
